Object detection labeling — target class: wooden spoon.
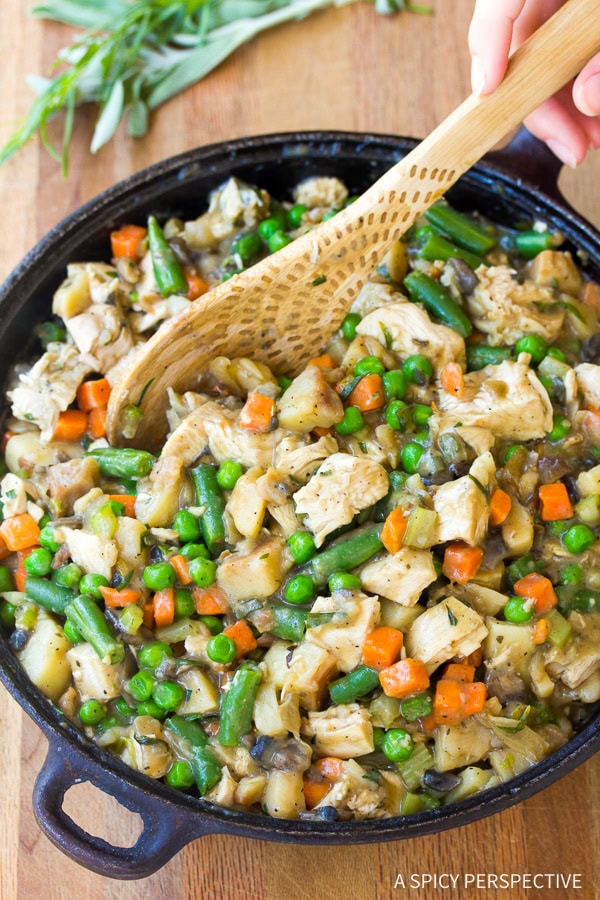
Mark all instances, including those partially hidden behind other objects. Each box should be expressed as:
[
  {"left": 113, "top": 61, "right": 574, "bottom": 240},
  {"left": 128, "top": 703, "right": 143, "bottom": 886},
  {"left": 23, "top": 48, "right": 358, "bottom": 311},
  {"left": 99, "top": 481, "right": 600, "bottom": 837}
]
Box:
[{"left": 107, "top": 0, "right": 600, "bottom": 449}]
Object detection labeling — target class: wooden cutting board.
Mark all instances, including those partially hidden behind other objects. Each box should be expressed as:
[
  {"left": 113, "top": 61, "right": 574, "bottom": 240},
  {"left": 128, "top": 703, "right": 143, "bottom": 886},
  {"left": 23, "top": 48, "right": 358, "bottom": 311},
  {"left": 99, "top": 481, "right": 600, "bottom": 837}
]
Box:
[{"left": 1, "top": 1, "right": 599, "bottom": 897}]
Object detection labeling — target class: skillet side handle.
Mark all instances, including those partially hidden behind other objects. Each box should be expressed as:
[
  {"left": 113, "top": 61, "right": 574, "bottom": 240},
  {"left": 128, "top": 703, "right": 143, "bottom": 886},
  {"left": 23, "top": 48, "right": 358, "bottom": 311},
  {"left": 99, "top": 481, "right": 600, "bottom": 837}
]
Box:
[
  {"left": 33, "top": 738, "right": 213, "bottom": 880},
  {"left": 486, "top": 126, "right": 568, "bottom": 205}
]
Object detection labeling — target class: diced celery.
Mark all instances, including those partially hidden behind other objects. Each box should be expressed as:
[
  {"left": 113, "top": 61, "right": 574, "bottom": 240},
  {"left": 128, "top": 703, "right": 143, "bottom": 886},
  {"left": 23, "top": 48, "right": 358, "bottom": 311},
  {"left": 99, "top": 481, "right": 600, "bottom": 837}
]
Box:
[
  {"left": 545, "top": 608, "right": 572, "bottom": 648},
  {"left": 90, "top": 502, "right": 119, "bottom": 539},
  {"left": 401, "top": 791, "right": 440, "bottom": 815},
  {"left": 118, "top": 603, "right": 143, "bottom": 635},
  {"left": 537, "top": 354, "right": 571, "bottom": 380},
  {"left": 396, "top": 741, "right": 434, "bottom": 791},
  {"left": 403, "top": 506, "right": 438, "bottom": 549},
  {"left": 369, "top": 693, "right": 401, "bottom": 728},
  {"left": 15, "top": 601, "right": 38, "bottom": 631}
]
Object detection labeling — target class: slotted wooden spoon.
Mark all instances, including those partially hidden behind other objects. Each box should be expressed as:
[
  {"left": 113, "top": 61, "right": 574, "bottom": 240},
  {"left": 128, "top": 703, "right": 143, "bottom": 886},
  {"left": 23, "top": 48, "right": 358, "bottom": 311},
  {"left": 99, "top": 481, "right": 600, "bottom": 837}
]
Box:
[{"left": 107, "top": 0, "right": 600, "bottom": 449}]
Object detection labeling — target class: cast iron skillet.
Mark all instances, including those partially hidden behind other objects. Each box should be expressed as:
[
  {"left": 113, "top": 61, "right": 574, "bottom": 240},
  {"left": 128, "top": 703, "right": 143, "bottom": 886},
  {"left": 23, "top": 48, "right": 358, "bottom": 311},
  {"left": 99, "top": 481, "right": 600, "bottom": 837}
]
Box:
[{"left": 1, "top": 129, "right": 599, "bottom": 880}]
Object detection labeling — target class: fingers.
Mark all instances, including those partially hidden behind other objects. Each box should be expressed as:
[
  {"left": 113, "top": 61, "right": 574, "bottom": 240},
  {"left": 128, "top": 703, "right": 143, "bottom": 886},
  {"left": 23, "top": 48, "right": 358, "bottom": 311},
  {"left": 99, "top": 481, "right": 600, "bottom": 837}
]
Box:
[
  {"left": 468, "top": 0, "right": 528, "bottom": 94},
  {"left": 523, "top": 87, "right": 593, "bottom": 166},
  {"left": 573, "top": 53, "right": 600, "bottom": 118}
]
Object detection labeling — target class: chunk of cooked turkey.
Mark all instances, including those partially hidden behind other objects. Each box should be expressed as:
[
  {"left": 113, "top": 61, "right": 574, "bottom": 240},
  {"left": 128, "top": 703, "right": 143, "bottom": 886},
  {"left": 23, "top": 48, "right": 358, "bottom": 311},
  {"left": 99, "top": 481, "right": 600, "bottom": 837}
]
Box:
[
  {"left": 8, "top": 342, "right": 96, "bottom": 443},
  {"left": 357, "top": 301, "right": 466, "bottom": 374},
  {"left": 305, "top": 591, "right": 380, "bottom": 672},
  {"left": 1, "top": 472, "right": 32, "bottom": 517},
  {"left": 129, "top": 295, "right": 191, "bottom": 333},
  {"left": 67, "top": 641, "right": 127, "bottom": 701},
  {"left": 161, "top": 399, "right": 281, "bottom": 468},
  {"left": 44, "top": 457, "right": 100, "bottom": 516},
  {"left": 483, "top": 618, "right": 536, "bottom": 680},
  {"left": 293, "top": 452, "right": 389, "bottom": 546},
  {"left": 274, "top": 434, "right": 339, "bottom": 484},
  {"left": 466, "top": 265, "right": 564, "bottom": 346},
  {"left": 349, "top": 282, "right": 399, "bottom": 318},
  {"left": 433, "top": 360, "right": 553, "bottom": 442},
  {"left": 293, "top": 176, "right": 348, "bottom": 209},
  {"left": 432, "top": 452, "right": 496, "bottom": 546},
  {"left": 217, "top": 536, "right": 287, "bottom": 604},
  {"left": 66, "top": 303, "right": 134, "bottom": 373},
  {"left": 208, "top": 356, "right": 278, "bottom": 398},
  {"left": 405, "top": 596, "right": 488, "bottom": 674},
  {"left": 226, "top": 466, "right": 267, "bottom": 538},
  {"left": 122, "top": 716, "right": 173, "bottom": 780},
  {"left": 545, "top": 611, "right": 600, "bottom": 688},
  {"left": 434, "top": 717, "right": 492, "bottom": 772},
  {"left": 359, "top": 547, "right": 438, "bottom": 606},
  {"left": 527, "top": 249, "right": 583, "bottom": 295},
  {"left": 277, "top": 366, "right": 344, "bottom": 434},
  {"left": 57, "top": 526, "right": 118, "bottom": 580},
  {"left": 281, "top": 642, "right": 338, "bottom": 711},
  {"left": 305, "top": 703, "right": 374, "bottom": 758},
  {"left": 314, "top": 759, "right": 388, "bottom": 820},
  {"left": 135, "top": 456, "right": 184, "bottom": 527},
  {"left": 574, "top": 363, "right": 600, "bottom": 409}
]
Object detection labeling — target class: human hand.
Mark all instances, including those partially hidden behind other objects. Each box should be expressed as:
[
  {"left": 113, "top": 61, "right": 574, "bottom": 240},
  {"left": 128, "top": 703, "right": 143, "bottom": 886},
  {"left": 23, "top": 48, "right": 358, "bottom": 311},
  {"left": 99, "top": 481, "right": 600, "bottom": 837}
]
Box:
[{"left": 468, "top": 0, "right": 600, "bottom": 166}]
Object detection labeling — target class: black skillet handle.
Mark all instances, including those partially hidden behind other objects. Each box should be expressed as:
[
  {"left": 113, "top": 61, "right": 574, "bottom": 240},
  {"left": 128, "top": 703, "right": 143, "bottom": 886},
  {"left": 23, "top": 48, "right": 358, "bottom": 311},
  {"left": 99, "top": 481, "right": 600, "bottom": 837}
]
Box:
[
  {"left": 486, "top": 125, "right": 570, "bottom": 205},
  {"left": 33, "top": 735, "right": 213, "bottom": 880}
]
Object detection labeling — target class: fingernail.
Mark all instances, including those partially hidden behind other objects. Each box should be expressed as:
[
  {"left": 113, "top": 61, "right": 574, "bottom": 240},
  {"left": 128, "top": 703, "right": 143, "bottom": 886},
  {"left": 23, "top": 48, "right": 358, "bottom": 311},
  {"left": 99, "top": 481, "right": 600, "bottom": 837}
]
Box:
[
  {"left": 580, "top": 73, "right": 600, "bottom": 116},
  {"left": 546, "top": 140, "right": 578, "bottom": 168},
  {"left": 471, "top": 57, "right": 486, "bottom": 95}
]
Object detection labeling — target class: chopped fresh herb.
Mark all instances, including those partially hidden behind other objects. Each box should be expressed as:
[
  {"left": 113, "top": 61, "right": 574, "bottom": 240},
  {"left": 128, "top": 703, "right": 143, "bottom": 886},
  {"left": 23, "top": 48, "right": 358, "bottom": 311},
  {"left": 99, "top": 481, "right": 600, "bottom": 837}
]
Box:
[
  {"left": 447, "top": 607, "right": 457, "bottom": 626},
  {"left": 312, "top": 275, "right": 327, "bottom": 286}
]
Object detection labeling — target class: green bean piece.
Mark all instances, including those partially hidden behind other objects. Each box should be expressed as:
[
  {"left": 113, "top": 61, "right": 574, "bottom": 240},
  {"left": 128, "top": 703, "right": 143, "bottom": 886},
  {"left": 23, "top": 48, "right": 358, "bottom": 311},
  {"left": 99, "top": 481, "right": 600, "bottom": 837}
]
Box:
[
  {"left": 308, "top": 524, "right": 383, "bottom": 587},
  {"left": 190, "top": 464, "right": 226, "bottom": 555},
  {"left": 404, "top": 271, "right": 472, "bottom": 338},
  {"left": 267, "top": 604, "right": 307, "bottom": 642},
  {"left": 466, "top": 344, "right": 513, "bottom": 371},
  {"left": 86, "top": 448, "right": 155, "bottom": 480},
  {"left": 0, "top": 566, "right": 14, "bottom": 593},
  {"left": 329, "top": 666, "right": 380, "bottom": 704},
  {"left": 218, "top": 663, "right": 263, "bottom": 746},
  {"left": 65, "top": 595, "right": 125, "bottom": 665},
  {"left": 425, "top": 203, "right": 497, "bottom": 254},
  {"left": 416, "top": 228, "right": 483, "bottom": 270},
  {"left": 147, "top": 215, "right": 188, "bottom": 297},
  {"left": 25, "top": 576, "right": 76, "bottom": 615},
  {"left": 511, "top": 230, "right": 555, "bottom": 259},
  {"left": 165, "top": 713, "right": 209, "bottom": 748}
]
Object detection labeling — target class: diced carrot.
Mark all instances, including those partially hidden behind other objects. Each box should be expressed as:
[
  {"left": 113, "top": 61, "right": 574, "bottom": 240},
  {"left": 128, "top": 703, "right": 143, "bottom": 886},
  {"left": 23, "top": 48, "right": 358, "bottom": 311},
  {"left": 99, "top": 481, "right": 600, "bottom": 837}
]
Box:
[
  {"left": 379, "top": 658, "right": 430, "bottom": 699},
  {"left": 0, "top": 514, "right": 41, "bottom": 552},
  {"left": 533, "top": 618, "right": 549, "bottom": 645},
  {"left": 88, "top": 407, "right": 108, "bottom": 439},
  {"left": 170, "top": 554, "right": 192, "bottom": 586},
  {"left": 302, "top": 778, "right": 331, "bottom": 809},
  {"left": 538, "top": 482, "right": 574, "bottom": 521},
  {"left": 362, "top": 626, "right": 404, "bottom": 670},
  {"left": 465, "top": 647, "right": 483, "bottom": 667},
  {"left": 440, "top": 361, "right": 464, "bottom": 398},
  {"left": 107, "top": 494, "right": 136, "bottom": 518},
  {"left": 153, "top": 587, "right": 175, "bottom": 628},
  {"left": 433, "top": 679, "right": 487, "bottom": 725},
  {"left": 312, "top": 426, "right": 333, "bottom": 438},
  {"left": 99, "top": 585, "right": 142, "bottom": 608},
  {"left": 0, "top": 534, "right": 9, "bottom": 561},
  {"left": 347, "top": 373, "right": 386, "bottom": 412},
  {"left": 15, "top": 547, "right": 38, "bottom": 592},
  {"left": 184, "top": 268, "right": 209, "bottom": 300},
  {"left": 77, "top": 378, "right": 111, "bottom": 411},
  {"left": 442, "top": 541, "right": 484, "bottom": 584},
  {"left": 142, "top": 599, "right": 154, "bottom": 629},
  {"left": 313, "top": 757, "right": 344, "bottom": 781},
  {"left": 381, "top": 506, "right": 409, "bottom": 554},
  {"left": 110, "top": 224, "right": 147, "bottom": 260},
  {"left": 419, "top": 714, "right": 437, "bottom": 733},
  {"left": 489, "top": 488, "right": 512, "bottom": 526},
  {"left": 52, "top": 409, "right": 88, "bottom": 442},
  {"left": 309, "top": 354, "right": 336, "bottom": 368},
  {"left": 443, "top": 662, "right": 475, "bottom": 683},
  {"left": 460, "top": 682, "right": 487, "bottom": 717},
  {"left": 239, "top": 392, "right": 276, "bottom": 433},
  {"left": 514, "top": 572, "right": 558, "bottom": 613},
  {"left": 223, "top": 619, "right": 258, "bottom": 657},
  {"left": 1, "top": 431, "right": 15, "bottom": 453},
  {"left": 192, "top": 585, "right": 230, "bottom": 615}
]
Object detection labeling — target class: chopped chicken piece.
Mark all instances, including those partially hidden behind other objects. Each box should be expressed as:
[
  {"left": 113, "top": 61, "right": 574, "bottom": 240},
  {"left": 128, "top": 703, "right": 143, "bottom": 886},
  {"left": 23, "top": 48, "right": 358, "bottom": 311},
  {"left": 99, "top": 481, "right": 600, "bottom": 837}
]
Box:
[
  {"left": 282, "top": 642, "right": 338, "bottom": 711},
  {"left": 1, "top": 472, "right": 33, "bottom": 517},
  {"left": 574, "top": 363, "right": 600, "bottom": 409},
  {"left": 359, "top": 547, "right": 437, "bottom": 606},
  {"left": 44, "top": 457, "right": 100, "bottom": 516},
  {"left": 314, "top": 759, "right": 388, "bottom": 819},
  {"left": 349, "top": 282, "right": 399, "bottom": 318},
  {"left": 305, "top": 703, "right": 374, "bottom": 758},
  {"left": 293, "top": 176, "right": 348, "bottom": 209},
  {"left": 135, "top": 456, "right": 184, "bottom": 527},
  {"left": 123, "top": 716, "right": 173, "bottom": 780},
  {"left": 226, "top": 467, "right": 267, "bottom": 538},
  {"left": 274, "top": 434, "right": 339, "bottom": 484},
  {"left": 305, "top": 591, "right": 380, "bottom": 672},
  {"left": 357, "top": 301, "right": 466, "bottom": 374},
  {"left": 405, "top": 596, "right": 488, "bottom": 674},
  {"left": 466, "top": 265, "right": 564, "bottom": 346},
  {"left": 8, "top": 343, "right": 96, "bottom": 443},
  {"left": 66, "top": 303, "right": 134, "bottom": 372},
  {"left": 545, "top": 612, "right": 600, "bottom": 689},
  {"left": 527, "top": 249, "right": 583, "bottom": 296},
  {"left": 57, "top": 526, "right": 118, "bottom": 580},
  {"left": 434, "top": 718, "right": 492, "bottom": 771},
  {"left": 432, "top": 452, "right": 496, "bottom": 546},
  {"left": 293, "top": 452, "right": 389, "bottom": 546}
]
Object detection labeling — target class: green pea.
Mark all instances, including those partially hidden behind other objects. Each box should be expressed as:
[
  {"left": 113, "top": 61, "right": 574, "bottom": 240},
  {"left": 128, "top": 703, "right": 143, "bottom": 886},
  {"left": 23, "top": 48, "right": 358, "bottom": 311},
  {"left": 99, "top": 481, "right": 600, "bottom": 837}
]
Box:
[
  {"left": 354, "top": 356, "right": 385, "bottom": 377},
  {"left": 63, "top": 620, "right": 83, "bottom": 644},
  {"left": 385, "top": 400, "right": 410, "bottom": 432},
  {"left": 114, "top": 697, "right": 136, "bottom": 718},
  {"left": 321, "top": 209, "right": 337, "bottom": 221},
  {"left": 79, "top": 699, "right": 106, "bottom": 726},
  {"left": 546, "top": 519, "right": 570, "bottom": 538},
  {"left": 53, "top": 563, "right": 83, "bottom": 589},
  {"left": 0, "top": 566, "right": 14, "bottom": 593},
  {"left": 402, "top": 354, "right": 433, "bottom": 386},
  {"left": 382, "top": 369, "right": 407, "bottom": 400},
  {"left": 547, "top": 415, "right": 571, "bottom": 443},
  {"left": 127, "top": 670, "right": 155, "bottom": 701},
  {"left": 278, "top": 375, "right": 292, "bottom": 392},
  {"left": 206, "top": 633, "right": 237, "bottom": 664},
  {"left": 413, "top": 404, "right": 433, "bottom": 427},
  {"left": 287, "top": 531, "right": 317, "bottom": 564},
  {"left": 188, "top": 556, "right": 216, "bottom": 588},
  {"left": 381, "top": 728, "right": 414, "bottom": 762},
  {"left": 137, "top": 642, "right": 173, "bottom": 671},
  {"left": 515, "top": 333, "right": 548, "bottom": 364},
  {"left": 286, "top": 203, "right": 307, "bottom": 228},
  {"left": 334, "top": 406, "right": 364, "bottom": 435},
  {"left": 39, "top": 524, "right": 60, "bottom": 553},
  {"left": 562, "top": 524, "right": 595, "bottom": 554},
  {"left": 216, "top": 460, "right": 244, "bottom": 491},
  {"left": 174, "top": 588, "right": 196, "bottom": 618},
  {"left": 0, "top": 601, "right": 16, "bottom": 628},
  {"left": 504, "top": 444, "right": 521, "bottom": 463},
  {"left": 152, "top": 681, "right": 185, "bottom": 711},
  {"left": 546, "top": 347, "right": 567, "bottom": 362},
  {"left": 559, "top": 563, "right": 583, "bottom": 585},
  {"left": 503, "top": 596, "right": 533, "bottom": 624},
  {"left": 79, "top": 573, "right": 110, "bottom": 600},
  {"left": 232, "top": 231, "right": 263, "bottom": 264},
  {"left": 328, "top": 572, "right": 362, "bottom": 592},
  {"left": 400, "top": 691, "right": 433, "bottom": 721},
  {"left": 172, "top": 509, "right": 201, "bottom": 543},
  {"left": 258, "top": 214, "right": 287, "bottom": 241},
  {"left": 96, "top": 715, "right": 120, "bottom": 734},
  {"left": 373, "top": 726, "right": 386, "bottom": 752},
  {"left": 200, "top": 615, "right": 223, "bottom": 635},
  {"left": 143, "top": 562, "right": 176, "bottom": 591},
  {"left": 166, "top": 760, "right": 195, "bottom": 790},
  {"left": 285, "top": 574, "right": 315, "bottom": 605},
  {"left": 267, "top": 231, "right": 292, "bottom": 253},
  {"left": 401, "top": 442, "right": 424, "bottom": 474},
  {"left": 23, "top": 547, "right": 53, "bottom": 577},
  {"left": 180, "top": 543, "right": 210, "bottom": 560},
  {"left": 341, "top": 312, "right": 362, "bottom": 342},
  {"left": 38, "top": 514, "right": 52, "bottom": 529},
  {"left": 136, "top": 700, "right": 166, "bottom": 720}
]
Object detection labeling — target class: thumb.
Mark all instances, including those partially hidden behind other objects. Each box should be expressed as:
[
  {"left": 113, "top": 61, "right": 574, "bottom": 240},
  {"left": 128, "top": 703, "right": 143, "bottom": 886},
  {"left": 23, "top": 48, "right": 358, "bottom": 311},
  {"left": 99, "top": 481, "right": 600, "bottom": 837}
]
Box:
[{"left": 573, "top": 53, "right": 600, "bottom": 117}]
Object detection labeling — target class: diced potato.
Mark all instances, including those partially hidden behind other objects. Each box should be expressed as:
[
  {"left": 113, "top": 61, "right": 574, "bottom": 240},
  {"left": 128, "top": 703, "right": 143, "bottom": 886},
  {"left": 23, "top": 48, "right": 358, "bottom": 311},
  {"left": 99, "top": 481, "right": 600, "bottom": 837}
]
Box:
[
  {"left": 206, "top": 767, "right": 237, "bottom": 807},
  {"left": 378, "top": 599, "right": 424, "bottom": 631},
  {"left": 67, "top": 641, "right": 126, "bottom": 702},
  {"left": 115, "top": 516, "right": 147, "bottom": 569},
  {"left": 123, "top": 716, "right": 173, "bottom": 780},
  {"left": 443, "top": 766, "right": 495, "bottom": 805},
  {"left": 261, "top": 641, "right": 293, "bottom": 690},
  {"left": 18, "top": 611, "right": 72, "bottom": 702},
  {"left": 52, "top": 264, "right": 91, "bottom": 319},
  {"left": 5, "top": 430, "right": 84, "bottom": 474},
  {"left": 484, "top": 617, "right": 536, "bottom": 680},
  {"left": 528, "top": 249, "right": 583, "bottom": 296},
  {"left": 217, "top": 536, "right": 286, "bottom": 603},
  {"left": 434, "top": 718, "right": 492, "bottom": 772},
  {"left": 501, "top": 498, "right": 534, "bottom": 556},
  {"left": 226, "top": 467, "right": 267, "bottom": 538},
  {"left": 577, "top": 464, "right": 600, "bottom": 497},
  {"left": 253, "top": 682, "right": 301, "bottom": 737},
  {"left": 135, "top": 456, "right": 184, "bottom": 527},
  {"left": 263, "top": 770, "right": 305, "bottom": 818},
  {"left": 277, "top": 366, "right": 343, "bottom": 433},
  {"left": 282, "top": 642, "right": 337, "bottom": 711},
  {"left": 235, "top": 775, "right": 268, "bottom": 807},
  {"left": 305, "top": 592, "right": 379, "bottom": 672},
  {"left": 306, "top": 704, "right": 374, "bottom": 759},
  {"left": 380, "top": 770, "right": 407, "bottom": 816},
  {"left": 457, "top": 582, "right": 508, "bottom": 617},
  {"left": 177, "top": 668, "right": 219, "bottom": 715}
]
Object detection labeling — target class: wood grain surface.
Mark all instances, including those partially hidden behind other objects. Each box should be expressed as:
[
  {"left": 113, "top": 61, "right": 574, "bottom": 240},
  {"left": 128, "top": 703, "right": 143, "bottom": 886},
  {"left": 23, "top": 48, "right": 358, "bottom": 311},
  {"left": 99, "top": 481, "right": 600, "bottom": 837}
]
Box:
[{"left": 0, "top": 1, "right": 599, "bottom": 898}]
